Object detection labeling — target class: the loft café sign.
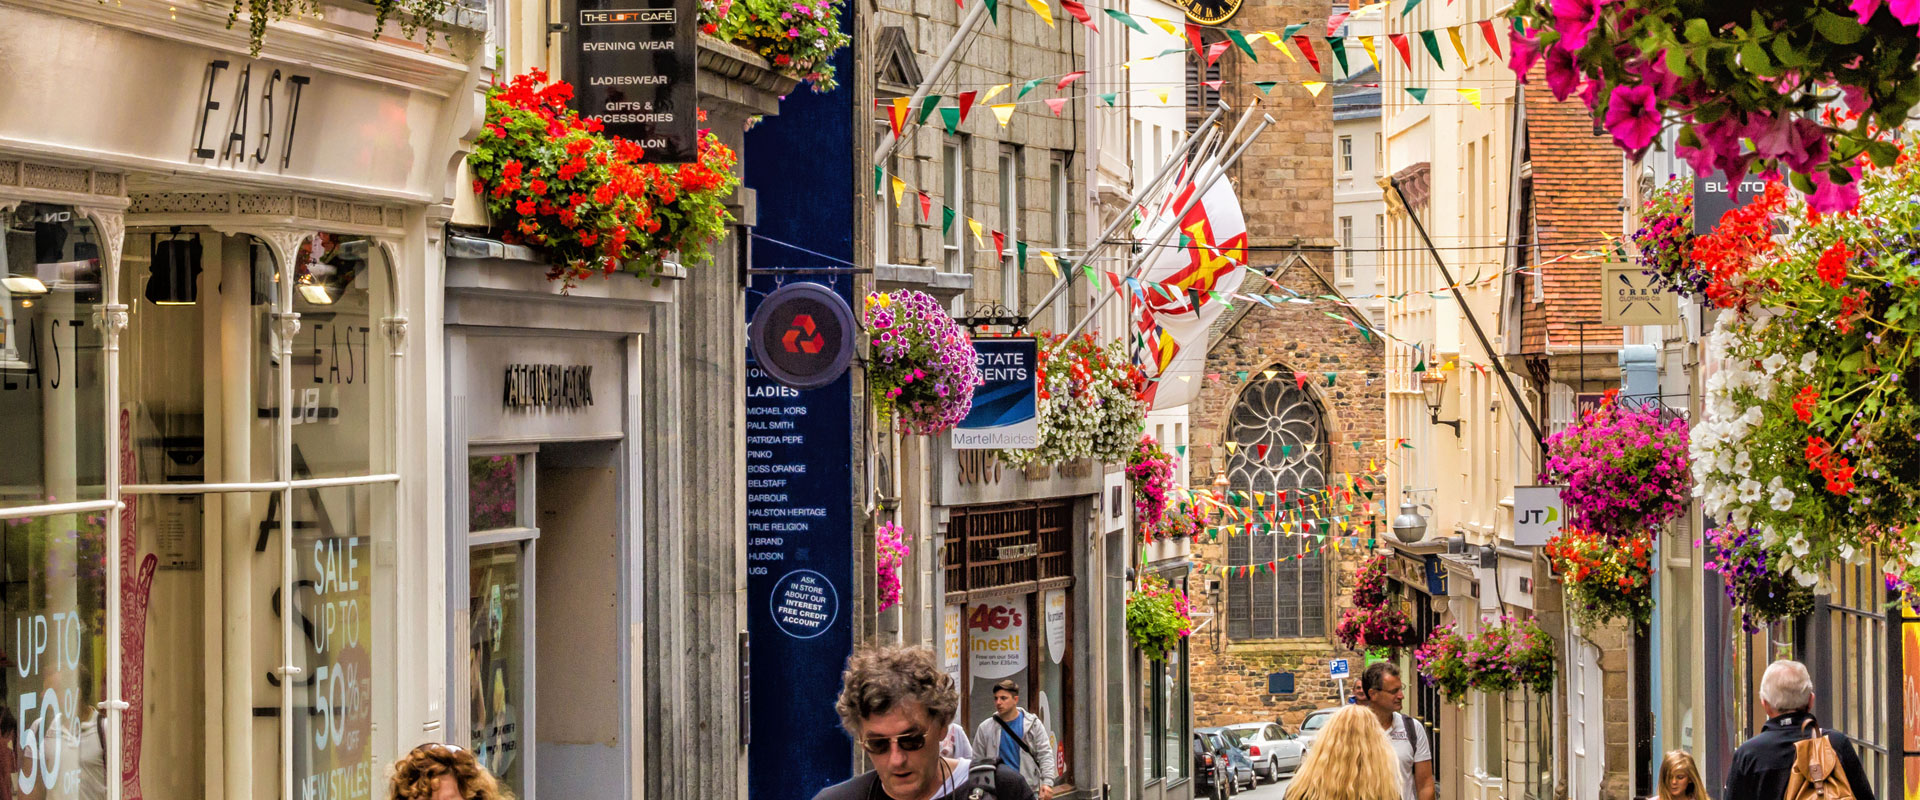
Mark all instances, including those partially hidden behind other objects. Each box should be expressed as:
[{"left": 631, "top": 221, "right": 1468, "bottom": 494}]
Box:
[
  {"left": 504, "top": 364, "right": 595, "bottom": 411},
  {"left": 566, "top": 0, "right": 698, "bottom": 163},
  {"left": 189, "top": 59, "right": 314, "bottom": 170}
]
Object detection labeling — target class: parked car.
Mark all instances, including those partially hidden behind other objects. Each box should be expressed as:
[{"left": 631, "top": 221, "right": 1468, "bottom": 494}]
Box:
[
  {"left": 1193, "top": 732, "right": 1236, "bottom": 800},
  {"left": 1222, "top": 721, "right": 1306, "bottom": 782},
  {"left": 1294, "top": 707, "right": 1341, "bottom": 752},
  {"left": 1196, "top": 727, "right": 1258, "bottom": 792}
]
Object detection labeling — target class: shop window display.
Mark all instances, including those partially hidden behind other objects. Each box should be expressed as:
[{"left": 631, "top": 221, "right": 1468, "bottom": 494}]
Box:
[{"left": 0, "top": 204, "right": 107, "bottom": 508}]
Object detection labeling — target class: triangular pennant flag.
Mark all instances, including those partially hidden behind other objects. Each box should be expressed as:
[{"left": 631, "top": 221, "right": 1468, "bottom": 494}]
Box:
[
  {"left": 940, "top": 105, "right": 961, "bottom": 133},
  {"left": 873, "top": 165, "right": 884, "bottom": 195},
  {"left": 1327, "top": 10, "right": 1350, "bottom": 35},
  {"left": 1105, "top": 7, "right": 1147, "bottom": 33},
  {"left": 1400, "top": 0, "right": 1421, "bottom": 14},
  {"left": 981, "top": 83, "right": 1010, "bottom": 104},
  {"left": 983, "top": 0, "right": 997, "bottom": 22},
  {"left": 942, "top": 206, "right": 956, "bottom": 235},
  {"left": 992, "top": 230, "right": 1007, "bottom": 261},
  {"left": 1361, "top": 35, "right": 1381, "bottom": 70},
  {"left": 888, "top": 96, "right": 910, "bottom": 137},
  {"left": 1256, "top": 444, "right": 1269, "bottom": 459},
  {"left": 1045, "top": 97, "right": 1069, "bottom": 116},
  {"left": 990, "top": 103, "right": 1016, "bottom": 127},
  {"left": 1295, "top": 372, "right": 1309, "bottom": 389},
  {"left": 1326, "top": 36, "right": 1349, "bottom": 76},
  {"left": 1447, "top": 25, "right": 1469, "bottom": 65},
  {"left": 1024, "top": 0, "right": 1054, "bottom": 26},
  {"left": 1226, "top": 28, "right": 1260, "bottom": 60},
  {"left": 1040, "top": 250, "right": 1060, "bottom": 278},
  {"left": 1155, "top": 89, "right": 1170, "bottom": 104},
  {"left": 1059, "top": 0, "right": 1096, "bottom": 29},
  {"left": 1202, "top": 79, "right": 1223, "bottom": 91},
  {"left": 1018, "top": 78, "right": 1045, "bottom": 99},
  {"left": 1253, "top": 81, "right": 1278, "bottom": 94},
  {"left": 890, "top": 176, "right": 907, "bottom": 206},
  {"left": 957, "top": 91, "right": 978, "bottom": 122},
  {"left": 1303, "top": 81, "right": 1327, "bottom": 97},
  {"left": 1457, "top": 87, "right": 1482, "bottom": 108},
  {"left": 1083, "top": 263, "right": 1098, "bottom": 284},
  {"left": 1404, "top": 86, "right": 1428, "bottom": 103},
  {"left": 918, "top": 94, "right": 942, "bottom": 124},
  {"left": 1262, "top": 31, "right": 1297, "bottom": 62},
  {"left": 1187, "top": 24, "right": 1207, "bottom": 62},
  {"left": 1225, "top": 442, "right": 1238, "bottom": 454},
  {"left": 1478, "top": 19, "right": 1504, "bottom": 58},
  {"left": 1388, "top": 32, "right": 1412, "bottom": 67},
  {"left": 1206, "top": 41, "right": 1231, "bottom": 66},
  {"left": 1281, "top": 22, "right": 1304, "bottom": 39},
  {"left": 918, "top": 191, "right": 932, "bottom": 221},
  {"left": 1058, "top": 71, "right": 1086, "bottom": 89},
  {"left": 1152, "top": 17, "right": 1181, "bottom": 37},
  {"left": 1325, "top": 372, "right": 1336, "bottom": 386},
  {"left": 1099, "top": 92, "right": 1118, "bottom": 106},
  {"left": 967, "top": 218, "right": 986, "bottom": 246},
  {"left": 1292, "top": 36, "right": 1321, "bottom": 72},
  {"left": 1418, "top": 29, "right": 1444, "bottom": 68}
]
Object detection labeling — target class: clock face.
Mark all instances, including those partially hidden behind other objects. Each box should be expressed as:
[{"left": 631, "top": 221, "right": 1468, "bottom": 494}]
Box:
[{"left": 1178, "top": 0, "right": 1241, "bottom": 26}]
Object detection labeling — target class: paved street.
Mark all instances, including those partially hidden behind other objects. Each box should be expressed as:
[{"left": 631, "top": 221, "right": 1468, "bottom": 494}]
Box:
[{"left": 1232, "top": 775, "right": 1292, "bottom": 800}]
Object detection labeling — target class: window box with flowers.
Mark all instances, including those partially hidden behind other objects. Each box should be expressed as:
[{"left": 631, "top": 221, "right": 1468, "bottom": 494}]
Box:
[
  {"left": 1413, "top": 617, "right": 1556, "bottom": 706},
  {"left": 467, "top": 70, "right": 742, "bottom": 287},
  {"left": 1125, "top": 575, "right": 1193, "bottom": 661},
  {"left": 699, "top": 0, "right": 852, "bottom": 91},
  {"left": 862, "top": 290, "right": 982, "bottom": 436},
  {"left": 1000, "top": 333, "right": 1149, "bottom": 468}
]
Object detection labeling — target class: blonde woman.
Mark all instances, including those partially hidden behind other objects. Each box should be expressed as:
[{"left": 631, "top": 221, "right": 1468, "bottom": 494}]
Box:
[
  {"left": 1657, "top": 750, "right": 1711, "bottom": 800},
  {"left": 1283, "top": 705, "right": 1404, "bottom": 800}
]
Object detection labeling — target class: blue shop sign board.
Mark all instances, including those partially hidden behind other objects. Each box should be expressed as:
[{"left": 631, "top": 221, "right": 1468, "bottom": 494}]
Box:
[{"left": 952, "top": 338, "right": 1038, "bottom": 450}]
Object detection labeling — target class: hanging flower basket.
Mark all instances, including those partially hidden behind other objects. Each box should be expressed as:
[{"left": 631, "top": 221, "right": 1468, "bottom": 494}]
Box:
[
  {"left": 1704, "top": 525, "right": 1817, "bottom": 634},
  {"left": 876, "top": 520, "right": 910, "bottom": 613},
  {"left": 700, "top": 0, "right": 852, "bottom": 91},
  {"left": 1634, "top": 177, "right": 1703, "bottom": 300},
  {"left": 1544, "top": 527, "right": 1655, "bottom": 631},
  {"left": 1126, "top": 436, "right": 1176, "bottom": 532},
  {"left": 1690, "top": 142, "right": 1920, "bottom": 608},
  {"left": 1154, "top": 501, "right": 1207, "bottom": 543},
  {"left": 861, "top": 290, "right": 982, "bottom": 436},
  {"left": 1000, "top": 333, "right": 1149, "bottom": 468},
  {"left": 1541, "top": 391, "right": 1690, "bottom": 537},
  {"left": 1350, "top": 552, "right": 1392, "bottom": 609},
  {"left": 1504, "top": 0, "right": 1915, "bottom": 213},
  {"left": 1413, "top": 618, "right": 1556, "bottom": 705},
  {"left": 1335, "top": 605, "right": 1422, "bottom": 656},
  {"left": 1125, "top": 574, "right": 1193, "bottom": 661},
  {"left": 468, "top": 71, "right": 741, "bottom": 286}
]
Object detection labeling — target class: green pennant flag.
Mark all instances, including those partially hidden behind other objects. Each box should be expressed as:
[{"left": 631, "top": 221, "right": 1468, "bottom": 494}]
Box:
[
  {"left": 873, "top": 165, "right": 884, "bottom": 195},
  {"left": 983, "top": 0, "right": 997, "bottom": 22},
  {"left": 1401, "top": 0, "right": 1422, "bottom": 15},
  {"left": 1016, "top": 241, "right": 1029, "bottom": 272},
  {"left": 1176, "top": 445, "right": 1187, "bottom": 456},
  {"left": 918, "top": 94, "right": 942, "bottom": 124},
  {"left": 1253, "top": 81, "right": 1279, "bottom": 95},
  {"left": 1327, "top": 36, "right": 1349, "bottom": 76},
  {"left": 1412, "top": 357, "right": 1426, "bottom": 372},
  {"left": 1226, "top": 28, "right": 1259, "bottom": 61},
  {"left": 1235, "top": 371, "right": 1248, "bottom": 381},
  {"left": 1325, "top": 372, "right": 1336, "bottom": 386},
  {"left": 1018, "top": 78, "right": 1045, "bottom": 99},
  {"left": 1418, "top": 29, "right": 1444, "bottom": 67},
  {"left": 1281, "top": 445, "right": 1292, "bottom": 457},
  {"left": 1105, "top": 7, "right": 1148, "bottom": 33},
  {"left": 1282, "top": 22, "right": 1304, "bottom": 39},
  {"left": 1100, "top": 92, "right": 1118, "bottom": 106},
  {"left": 942, "top": 206, "right": 957, "bottom": 235},
  {"left": 1082, "top": 262, "right": 1097, "bottom": 283},
  {"left": 940, "top": 105, "right": 961, "bottom": 134},
  {"left": 1511, "top": 17, "right": 1523, "bottom": 35},
  {"left": 1404, "top": 87, "right": 1429, "bottom": 103},
  {"left": 1157, "top": 47, "right": 1185, "bottom": 58}
]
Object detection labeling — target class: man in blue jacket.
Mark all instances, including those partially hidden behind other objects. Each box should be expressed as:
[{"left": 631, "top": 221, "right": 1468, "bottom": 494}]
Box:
[{"left": 1724, "top": 660, "right": 1876, "bottom": 800}]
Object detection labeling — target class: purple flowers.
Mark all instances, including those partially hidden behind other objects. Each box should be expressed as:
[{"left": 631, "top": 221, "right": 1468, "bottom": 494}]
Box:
[
  {"left": 1703, "top": 525, "right": 1815, "bottom": 633},
  {"left": 862, "top": 290, "right": 983, "bottom": 436},
  {"left": 1604, "top": 84, "right": 1661, "bottom": 153},
  {"left": 1541, "top": 396, "right": 1691, "bottom": 536}
]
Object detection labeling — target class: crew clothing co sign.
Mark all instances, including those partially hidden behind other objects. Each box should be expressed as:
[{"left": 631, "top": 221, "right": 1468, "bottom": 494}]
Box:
[{"left": 504, "top": 364, "right": 595, "bottom": 410}]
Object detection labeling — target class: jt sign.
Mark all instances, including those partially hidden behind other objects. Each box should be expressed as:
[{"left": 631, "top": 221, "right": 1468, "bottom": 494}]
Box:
[{"left": 1513, "top": 486, "right": 1565, "bottom": 547}]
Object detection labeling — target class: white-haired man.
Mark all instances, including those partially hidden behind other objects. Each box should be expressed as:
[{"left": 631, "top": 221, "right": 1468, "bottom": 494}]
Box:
[{"left": 1724, "top": 659, "right": 1875, "bottom": 800}]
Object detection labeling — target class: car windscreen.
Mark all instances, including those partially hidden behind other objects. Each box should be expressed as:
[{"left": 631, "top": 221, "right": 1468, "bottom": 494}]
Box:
[
  {"left": 1300, "top": 715, "right": 1329, "bottom": 731},
  {"left": 1221, "top": 728, "right": 1258, "bottom": 746}
]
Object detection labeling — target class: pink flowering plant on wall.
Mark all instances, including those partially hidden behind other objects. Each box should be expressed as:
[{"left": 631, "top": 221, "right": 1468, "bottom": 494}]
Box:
[
  {"left": 1126, "top": 436, "right": 1176, "bottom": 534},
  {"left": 1541, "top": 391, "right": 1691, "bottom": 537},
  {"left": 1124, "top": 575, "right": 1193, "bottom": 661},
  {"left": 876, "top": 521, "right": 910, "bottom": 613},
  {"left": 862, "top": 290, "right": 983, "bottom": 436},
  {"left": 1505, "top": 0, "right": 1918, "bottom": 213},
  {"left": 1413, "top": 617, "right": 1556, "bottom": 705},
  {"left": 1335, "top": 554, "right": 1420, "bottom": 656},
  {"left": 703, "top": 0, "right": 852, "bottom": 90}
]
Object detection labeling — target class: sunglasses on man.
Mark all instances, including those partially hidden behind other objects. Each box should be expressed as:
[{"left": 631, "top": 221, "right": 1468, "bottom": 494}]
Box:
[{"left": 860, "top": 730, "right": 929, "bottom": 755}]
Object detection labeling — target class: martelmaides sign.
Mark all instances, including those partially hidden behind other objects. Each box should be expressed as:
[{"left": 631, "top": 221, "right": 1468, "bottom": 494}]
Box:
[
  {"left": 953, "top": 338, "right": 1038, "bottom": 450},
  {"left": 564, "top": 0, "right": 697, "bottom": 162}
]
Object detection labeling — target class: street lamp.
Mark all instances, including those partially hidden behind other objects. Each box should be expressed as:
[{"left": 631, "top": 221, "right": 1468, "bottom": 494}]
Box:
[
  {"left": 1419, "top": 372, "right": 1462, "bottom": 435},
  {"left": 1390, "top": 499, "right": 1433, "bottom": 545}
]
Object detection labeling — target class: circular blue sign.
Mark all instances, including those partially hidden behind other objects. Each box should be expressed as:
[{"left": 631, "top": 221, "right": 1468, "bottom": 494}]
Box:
[
  {"left": 749, "top": 282, "right": 855, "bottom": 390},
  {"left": 769, "top": 569, "right": 840, "bottom": 639}
]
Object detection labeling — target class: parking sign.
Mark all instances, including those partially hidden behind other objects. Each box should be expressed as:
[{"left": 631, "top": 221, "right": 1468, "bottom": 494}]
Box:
[{"left": 1330, "top": 658, "right": 1350, "bottom": 679}]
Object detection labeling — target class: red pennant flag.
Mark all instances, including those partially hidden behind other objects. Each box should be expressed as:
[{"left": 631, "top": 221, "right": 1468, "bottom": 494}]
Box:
[
  {"left": 1057, "top": 70, "right": 1086, "bottom": 89},
  {"left": 1292, "top": 36, "right": 1321, "bottom": 72},
  {"left": 957, "top": 91, "right": 978, "bottom": 122},
  {"left": 1202, "top": 79, "right": 1223, "bottom": 91},
  {"left": 1478, "top": 19, "right": 1503, "bottom": 58},
  {"left": 1045, "top": 97, "right": 1069, "bottom": 116},
  {"left": 1257, "top": 444, "right": 1270, "bottom": 459},
  {"left": 1206, "top": 41, "right": 1231, "bottom": 66},
  {"left": 1059, "top": 0, "right": 1096, "bottom": 28},
  {"left": 917, "top": 191, "right": 932, "bottom": 221},
  {"left": 1326, "top": 10, "right": 1349, "bottom": 36},
  {"left": 1294, "top": 372, "right": 1310, "bottom": 390},
  {"left": 1105, "top": 269, "right": 1124, "bottom": 292},
  {"left": 1388, "top": 33, "right": 1413, "bottom": 68},
  {"left": 991, "top": 230, "right": 1006, "bottom": 261},
  {"left": 887, "top": 97, "right": 909, "bottom": 138},
  {"left": 1187, "top": 23, "right": 1207, "bottom": 62}
]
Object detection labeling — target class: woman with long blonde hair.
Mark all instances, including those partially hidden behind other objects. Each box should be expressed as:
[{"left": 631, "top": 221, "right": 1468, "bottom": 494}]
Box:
[
  {"left": 1657, "top": 749, "right": 1711, "bottom": 800},
  {"left": 1284, "top": 705, "right": 1404, "bottom": 800}
]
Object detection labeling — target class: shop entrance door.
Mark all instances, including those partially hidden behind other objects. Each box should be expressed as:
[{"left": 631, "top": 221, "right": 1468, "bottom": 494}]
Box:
[{"left": 466, "top": 448, "right": 538, "bottom": 799}]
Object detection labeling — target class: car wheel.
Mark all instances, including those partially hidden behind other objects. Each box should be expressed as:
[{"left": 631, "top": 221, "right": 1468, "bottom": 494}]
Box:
[{"left": 1268, "top": 757, "right": 1281, "bottom": 781}]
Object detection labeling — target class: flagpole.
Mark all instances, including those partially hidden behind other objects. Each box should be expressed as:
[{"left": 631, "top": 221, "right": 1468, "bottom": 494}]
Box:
[
  {"left": 872, "top": 0, "right": 993, "bottom": 167},
  {"left": 1022, "top": 100, "right": 1231, "bottom": 321},
  {"left": 1057, "top": 113, "right": 1274, "bottom": 343}
]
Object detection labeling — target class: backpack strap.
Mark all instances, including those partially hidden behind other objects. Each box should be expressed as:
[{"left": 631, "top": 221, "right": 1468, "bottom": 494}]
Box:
[
  {"left": 1401, "top": 713, "right": 1424, "bottom": 754},
  {"left": 966, "top": 761, "right": 1000, "bottom": 800}
]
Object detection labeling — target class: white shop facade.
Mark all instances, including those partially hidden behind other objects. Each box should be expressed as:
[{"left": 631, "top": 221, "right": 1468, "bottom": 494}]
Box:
[{"left": 0, "top": 1, "right": 482, "bottom": 798}]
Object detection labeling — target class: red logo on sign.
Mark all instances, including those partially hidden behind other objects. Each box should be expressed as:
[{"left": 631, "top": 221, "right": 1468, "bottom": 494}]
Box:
[{"left": 782, "top": 315, "right": 826, "bottom": 354}]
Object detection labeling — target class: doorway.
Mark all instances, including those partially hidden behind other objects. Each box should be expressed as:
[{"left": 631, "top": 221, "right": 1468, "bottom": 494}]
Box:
[{"left": 464, "top": 440, "right": 623, "bottom": 800}]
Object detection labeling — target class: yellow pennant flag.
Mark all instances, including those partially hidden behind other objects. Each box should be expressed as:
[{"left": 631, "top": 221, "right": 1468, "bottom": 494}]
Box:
[
  {"left": 1457, "top": 88, "right": 1483, "bottom": 108},
  {"left": 981, "top": 83, "right": 1010, "bottom": 104},
  {"left": 1360, "top": 35, "right": 1381, "bottom": 71},
  {"left": 1448, "top": 26, "right": 1469, "bottom": 66},
  {"left": 990, "top": 103, "right": 1017, "bottom": 126},
  {"left": 1262, "top": 370, "right": 1277, "bottom": 379},
  {"left": 1155, "top": 89, "right": 1170, "bottom": 104},
  {"left": 1303, "top": 81, "right": 1327, "bottom": 97},
  {"left": 1262, "top": 31, "right": 1297, "bottom": 62},
  {"left": 1025, "top": 0, "right": 1054, "bottom": 26},
  {"left": 1151, "top": 16, "right": 1180, "bottom": 36},
  {"left": 1039, "top": 251, "right": 1060, "bottom": 277},
  {"left": 1225, "top": 442, "right": 1238, "bottom": 454},
  {"left": 890, "top": 177, "right": 906, "bottom": 206},
  {"left": 968, "top": 218, "right": 986, "bottom": 246}
]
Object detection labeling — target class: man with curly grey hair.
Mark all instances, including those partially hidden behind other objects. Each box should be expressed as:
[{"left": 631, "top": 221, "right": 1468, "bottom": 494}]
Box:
[{"left": 813, "top": 645, "right": 1035, "bottom": 800}]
